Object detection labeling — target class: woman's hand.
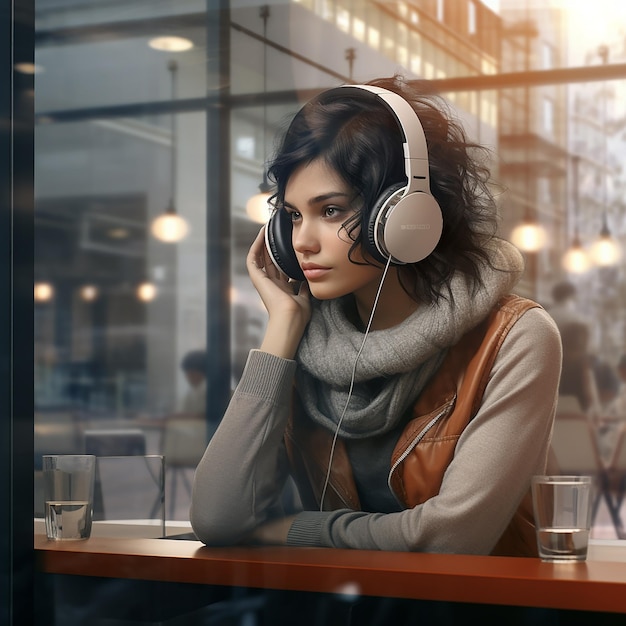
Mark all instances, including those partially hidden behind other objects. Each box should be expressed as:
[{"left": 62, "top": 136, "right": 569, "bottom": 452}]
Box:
[{"left": 246, "top": 226, "right": 311, "bottom": 359}]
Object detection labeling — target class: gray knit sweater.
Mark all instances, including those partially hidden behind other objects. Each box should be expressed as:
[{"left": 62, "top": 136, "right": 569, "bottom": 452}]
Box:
[{"left": 190, "top": 301, "right": 561, "bottom": 554}]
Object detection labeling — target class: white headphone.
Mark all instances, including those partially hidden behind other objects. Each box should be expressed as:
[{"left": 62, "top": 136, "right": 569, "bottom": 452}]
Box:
[{"left": 265, "top": 84, "right": 443, "bottom": 280}]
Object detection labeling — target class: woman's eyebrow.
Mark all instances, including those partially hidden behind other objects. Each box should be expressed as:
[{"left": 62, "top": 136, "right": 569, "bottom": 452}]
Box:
[{"left": 284, "top": 191, "right": 351, "bottom": 209}]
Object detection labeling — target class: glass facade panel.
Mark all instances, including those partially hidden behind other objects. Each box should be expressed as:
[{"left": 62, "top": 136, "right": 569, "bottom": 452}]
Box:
[
  {"left": 11, "top": 0, "right": 626, "bottom": 622},
  {"left": 23, "top": 0, "right": 626, "bottom": 537}
]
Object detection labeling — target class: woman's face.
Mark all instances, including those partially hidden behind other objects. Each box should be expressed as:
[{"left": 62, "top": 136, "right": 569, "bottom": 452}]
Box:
[{"left": 284, "top": 158, "right": 383, "bottom": 301}]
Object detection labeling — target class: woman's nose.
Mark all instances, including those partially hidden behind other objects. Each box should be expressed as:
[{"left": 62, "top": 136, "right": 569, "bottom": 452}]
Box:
[{"left": 292, "top": 220, "right": 320, "bottom": 254}]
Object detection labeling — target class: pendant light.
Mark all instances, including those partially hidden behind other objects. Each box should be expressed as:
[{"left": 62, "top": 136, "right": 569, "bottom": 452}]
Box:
[
  {"left": 34, "top": 281, "right": 54, "bottom": 303},
  {"left": 136, "top": 281, "right": 158, "bottom": 302},
  {"left": 511, "top": 213, "right": 547, "bottom": 253},
  {"left": 79, "top": 284, "right": 99, "bottom": 302},
  {"left": 562, "top": 233, "right": 591, "bottom": 274},
  {"left": 589, "top": 45, "right": 621, "bottom": 267},
  {"left": 246, "top": 6, "right": 273, "bottom": 224},
  {"left": 511, "top": 14, "right": 547, "bottom": 255},
  {"left": 590, "top": 214, "right": 621, "bottom": 267},
  {"left": 151, "top": 60, "right": 189, "bottom": 243},
  {"left": 562, "top": 155, "right": 590, "bottom": 274}
]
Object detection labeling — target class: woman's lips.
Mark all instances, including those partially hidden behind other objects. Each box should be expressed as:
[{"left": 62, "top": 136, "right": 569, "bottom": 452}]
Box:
[{"left": 301, "top": 264, "right": 330, "bottom": 281}]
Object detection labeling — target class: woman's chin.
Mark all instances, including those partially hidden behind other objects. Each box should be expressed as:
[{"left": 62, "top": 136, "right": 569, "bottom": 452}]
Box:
[{"left": 306, "top": 284, "right": 347, "bottom": 301}]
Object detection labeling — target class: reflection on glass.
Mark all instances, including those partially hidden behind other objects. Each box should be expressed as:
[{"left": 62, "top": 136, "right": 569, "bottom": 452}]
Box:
[{"left": 15, "top": 62, "right": 44, "bottom": 74}]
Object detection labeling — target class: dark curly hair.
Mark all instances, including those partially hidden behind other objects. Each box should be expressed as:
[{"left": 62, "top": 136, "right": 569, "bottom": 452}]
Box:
[{"left": 267, "top": 75, "right": 500, "bottom": 304}]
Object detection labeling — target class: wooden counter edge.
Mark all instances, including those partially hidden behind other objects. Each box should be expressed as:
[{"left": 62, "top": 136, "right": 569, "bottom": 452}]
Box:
[{"left": 34, "top": 534, "right": 626, "bottom": 614}]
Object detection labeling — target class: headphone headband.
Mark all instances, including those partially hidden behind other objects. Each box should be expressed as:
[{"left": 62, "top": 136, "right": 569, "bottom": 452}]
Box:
[{"left": 327, "top": 85, "right": 431, "bottom": 196}]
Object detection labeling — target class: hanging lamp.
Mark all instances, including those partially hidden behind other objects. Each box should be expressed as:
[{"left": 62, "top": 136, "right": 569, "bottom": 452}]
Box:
[
  {"left": 562, "top": 155, "right": 590, "bottom": 274},
  {"left": 136, "top": 281, "right": 158, "bottom": 302},
  {"left": 589, "top": 46, "right": 621, "bottom": 267},
  {"left": 589, "top": 213, "right": 621, "bottom": 267},
  {"left": 511, "top": 212, "right": 547, "bottom": 253},
  {"left": 511, "top": 19, "right": 547, "bottom": 256},
  {"left": 151, "top": 60, "right": 189, "bottom": 242},
  {"left": 246, "top": 6, "right": 273, "bottom": 224},
  {"left": 34, "top": 281, "right": 54, "bottom": 303},
  {"left": 79, "top": 284, "right": 99, "bottom": 302},
  {"left": 562, "top": 232, "right": 591, "bottom": 274}
]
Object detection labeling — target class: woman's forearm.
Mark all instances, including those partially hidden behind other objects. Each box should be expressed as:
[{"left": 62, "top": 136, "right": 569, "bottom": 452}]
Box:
[{"left": 190, "top": 350, "right": 296, "bottom": 545}]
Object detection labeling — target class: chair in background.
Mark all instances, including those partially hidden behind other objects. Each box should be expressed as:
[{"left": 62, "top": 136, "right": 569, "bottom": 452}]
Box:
[
  {"left": 34, "top": 412, "right": 85, "bottom": 518},
  {"left": 161, "top": 418, "right": 209, "bottom": 518},
  {"left": 552, "top": 395, "right": 602, "bottom": 474},
  {"left": 550, "top": 411, "right": 614, "bottom": 531},
  {"left": 556, "top": 394, "right": 584, "bottom": 414},
  {"left": 35, "top": 425, "right": 148, "bottom": 519},
  {"left": 84, "top": 428, "right": 165, "bottom": 536},
  {"left": 93, "top": 455, "right": 166, "bottom": 537},
  {"left": 605, "top": 424, "right": 626, "bottom": 539}
]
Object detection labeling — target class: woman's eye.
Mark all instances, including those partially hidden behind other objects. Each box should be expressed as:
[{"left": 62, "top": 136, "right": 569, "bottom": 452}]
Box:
[
  {"left": 289, "top": 211, "right": 301, "bottom": 222},
  {"left": 324, "top": 206, "right": 342, "bottom": 218}
]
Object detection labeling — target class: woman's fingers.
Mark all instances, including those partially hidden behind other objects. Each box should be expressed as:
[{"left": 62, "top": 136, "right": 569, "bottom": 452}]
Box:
[
  {"left": 246, "top": 227, "right": 267, "bottom": 271},
  {"left": 247, "top": 226, "right": 291, "bottom": 283}
]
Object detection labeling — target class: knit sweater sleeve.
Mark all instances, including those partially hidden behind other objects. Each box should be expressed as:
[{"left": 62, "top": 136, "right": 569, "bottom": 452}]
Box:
[
  {"left": 285, "top": 307, "right": 562, "bottom": 553},
  {"left": 190, "top": 349, "right": 296, "bottom": 545}
]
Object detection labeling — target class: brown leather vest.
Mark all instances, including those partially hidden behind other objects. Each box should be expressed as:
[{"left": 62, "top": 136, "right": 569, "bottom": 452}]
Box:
[{"left": 285, "top": 294, "right": 543, "bottom": 557}]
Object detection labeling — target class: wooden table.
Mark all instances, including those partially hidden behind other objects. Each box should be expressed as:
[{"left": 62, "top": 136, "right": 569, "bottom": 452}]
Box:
[{"left": 34, "top": 534, "right": 626, "bottom": 614}]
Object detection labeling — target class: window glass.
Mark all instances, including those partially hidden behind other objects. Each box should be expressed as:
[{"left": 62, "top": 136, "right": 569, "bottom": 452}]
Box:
[{"left": 32, "top": 0, "right": 626, "bottom": 543}]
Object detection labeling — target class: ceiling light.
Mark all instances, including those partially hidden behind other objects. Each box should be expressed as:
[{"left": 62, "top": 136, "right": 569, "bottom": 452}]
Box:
[{"left": 148, "top": 36, "right": 193, "bottom": 52}]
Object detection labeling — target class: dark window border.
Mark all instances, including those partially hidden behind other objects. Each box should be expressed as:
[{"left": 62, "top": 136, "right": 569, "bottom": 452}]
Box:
[{"left": 0, "top": 1, "right": 34, "bottom": 624}]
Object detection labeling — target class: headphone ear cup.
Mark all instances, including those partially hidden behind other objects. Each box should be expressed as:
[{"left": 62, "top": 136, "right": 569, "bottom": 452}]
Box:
[
  {"left": 365, "top": 182, "right": 406, "bottom": 264},
  {"left": 265, "top": 210, "right": 305, "bottom": 281},
  {"left": 368, "top": 184, "right": 443, "bottom": 264}
]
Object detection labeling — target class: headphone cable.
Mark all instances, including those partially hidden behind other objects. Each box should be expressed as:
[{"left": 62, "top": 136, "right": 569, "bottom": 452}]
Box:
[{"left": 319, "top": 255, "right": 393, "bottom": 511}]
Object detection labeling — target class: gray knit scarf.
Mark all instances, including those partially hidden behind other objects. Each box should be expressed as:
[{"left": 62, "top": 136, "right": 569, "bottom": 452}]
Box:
[{"left": 295, "top": 239, "right": 525, "bottom": 439}]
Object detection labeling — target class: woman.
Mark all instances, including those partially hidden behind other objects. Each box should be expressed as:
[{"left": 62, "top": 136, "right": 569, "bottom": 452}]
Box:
[{"left": 190, "top": 76, "right": 561, "bottom": 556}]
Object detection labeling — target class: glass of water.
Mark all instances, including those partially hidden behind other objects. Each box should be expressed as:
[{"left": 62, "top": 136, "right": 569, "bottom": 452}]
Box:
[
  {"left": 43, "top": 455, "right": 96, "bottom": 541},
  {"left": 531, "top": 475, "right": 593, "bottom": 563}
]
